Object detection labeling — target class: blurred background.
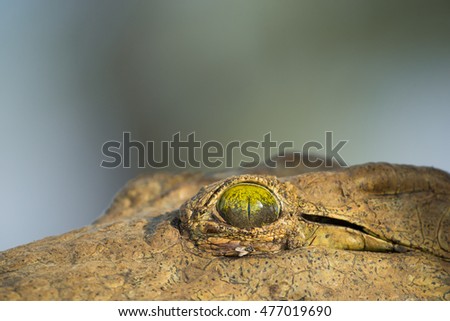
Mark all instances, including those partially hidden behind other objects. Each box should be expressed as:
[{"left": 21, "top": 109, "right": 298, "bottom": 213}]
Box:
[{"left": 1, "top": 0, "right": 449, "bottom": 251}]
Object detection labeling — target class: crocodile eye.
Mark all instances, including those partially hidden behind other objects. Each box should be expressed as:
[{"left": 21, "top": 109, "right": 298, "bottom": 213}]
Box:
[{"left": 217, "top": 183, "right": 280, "bottom": 228}]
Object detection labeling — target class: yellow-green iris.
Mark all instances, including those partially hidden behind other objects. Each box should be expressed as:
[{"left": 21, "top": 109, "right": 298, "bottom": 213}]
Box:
[{"left": 217, "top": 183, "right": 280, "bottom": 228}]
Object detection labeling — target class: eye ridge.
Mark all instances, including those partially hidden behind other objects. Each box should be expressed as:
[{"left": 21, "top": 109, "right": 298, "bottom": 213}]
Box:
[{"left": 217, "top": 182, "right": 280, "bottom": 228}]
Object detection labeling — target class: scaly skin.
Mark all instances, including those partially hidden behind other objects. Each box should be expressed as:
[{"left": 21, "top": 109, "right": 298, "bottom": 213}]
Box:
[
  {"left": 0, "top": 163, "right": 449, "bottom": 300},
  {"left": 181, "top": 163, "right": 449, "bottom": 259}
]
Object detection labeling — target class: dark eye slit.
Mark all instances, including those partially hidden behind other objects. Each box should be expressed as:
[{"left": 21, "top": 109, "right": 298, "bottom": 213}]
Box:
[{"left": 301, "top": 213, "right": 370, "bottom": 235}]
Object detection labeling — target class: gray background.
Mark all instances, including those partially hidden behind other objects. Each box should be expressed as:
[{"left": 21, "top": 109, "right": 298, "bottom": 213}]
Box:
[{"left": 1, "top": 0, "right": 449, "bottom": 251}]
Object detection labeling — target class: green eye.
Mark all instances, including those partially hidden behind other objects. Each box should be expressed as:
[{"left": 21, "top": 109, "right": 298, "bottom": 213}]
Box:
[{"left": 217, "top": 183, "right": 280, "bottom": 228}]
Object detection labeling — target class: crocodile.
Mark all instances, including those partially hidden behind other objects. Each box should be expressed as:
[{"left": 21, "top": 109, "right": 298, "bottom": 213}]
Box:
[{"left": 0, "top": 161, "right": 448, "bottom": 300}]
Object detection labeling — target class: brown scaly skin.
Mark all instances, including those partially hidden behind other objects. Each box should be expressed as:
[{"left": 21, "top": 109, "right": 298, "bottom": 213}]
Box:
[
  {"left": 0, "top": 163, "right": 449, "bottom": 300},
  {"left": 182, "top": 163, "right": 449, "bottom": 259}
]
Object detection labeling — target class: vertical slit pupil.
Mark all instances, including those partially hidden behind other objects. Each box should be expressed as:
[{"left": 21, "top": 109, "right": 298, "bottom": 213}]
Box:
[{"left": 217, "top": 183, "right": 280, "bottom": 228}]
